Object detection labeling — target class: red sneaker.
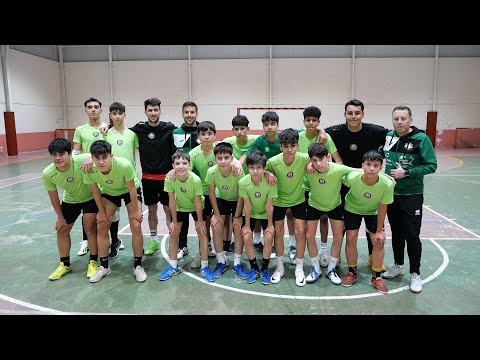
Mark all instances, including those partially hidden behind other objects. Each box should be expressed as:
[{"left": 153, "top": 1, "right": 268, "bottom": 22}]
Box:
[
  {"left": 341, "top": 272, "right": 358, "bottom": 287},
  {"left": 371, "top": 277, "right": 389, "bottom": 294}
]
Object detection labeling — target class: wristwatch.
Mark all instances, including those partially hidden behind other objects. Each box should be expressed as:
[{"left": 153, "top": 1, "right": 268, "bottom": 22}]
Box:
[{"left": 405, "top": 169, "right": 410, "bottom": 177}]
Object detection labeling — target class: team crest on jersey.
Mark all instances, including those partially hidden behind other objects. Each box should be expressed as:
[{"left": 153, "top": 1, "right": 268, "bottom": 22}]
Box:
[
  {"left": 208, "top": 161, "right": 214, "bottom": 167},
  {"left": 117, "top": 140, "right": 123, "bottom": 146},
  {"left": 318, "top": 179, "right": 326, "bottom": 184},
  {"left": 180, "top": 187, "right": 187, "bottom": 193},
  {"left": 287, "top": 172, "right": 294, "bottom": 178},
  {"left": 264, "top": 147, "right": 270, "bottom": 153},
  {"left": 67, "top": 177, "right": 74, "bottom": 183},
  {"left": 404, "top": 142, "right": 413, "bottom": 150},
  {"left": 255, "top": 192, "right": 261, "bottom": 198},
  {"left": 364, "top": 192, "right": 372, "bottom": 198},
  {"left": 350, "top": 144, "right": 358, "bottom": 151},
  {"left": 93, "top": 132, "right": 100, "bottom": 137},
  {"left": 148, "top": 132, "right": 155, "bottom": 139},
  {"left": 106, "top": 180, "right": 113, "bottom": 184},
  {"left": 222, "top": 185, "right": 228, "bottom": 190}
]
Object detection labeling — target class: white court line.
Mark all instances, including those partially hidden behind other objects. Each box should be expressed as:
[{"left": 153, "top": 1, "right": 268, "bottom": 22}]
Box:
[
  {"left": 0, "top": 293, "right": 65, "bottom": 314},
  {"left": 424, "top": 205, "right": 480, "bottom": 238},
  {"left": 0, "top": 174, "right": 41, "bottom": 189}
]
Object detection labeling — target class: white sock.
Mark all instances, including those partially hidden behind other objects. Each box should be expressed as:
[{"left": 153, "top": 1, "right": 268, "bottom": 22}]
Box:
[
  {"left": 328, "top": 256, "right": 338, "bottom": 271},
  {"left": 320, "top": 242, "right": 327, "bottom": 253},
  {"left": 216, "top": 252, "right": 225, "bottom": 264},
  {"left": 276, "top": 256, "right": 284, "bottom": 271},
  {"left": 288, "top": 235, "right": 296, "bottom": 246},
  {"left": 295, "top": 257, "right": 304, "bottom": 272},
  {"left": 234, "top": 253, "right": 241, "bottom": 266},
  {"left": 201, "top": 260, "right": 209, "bottom": 269},
  {"left": 253, "top": 232, "right": 261, "bottom": 244},
  {"left": 170, "top": 259, "right": 178, "bottom": 268},
  {"left": 311, "top": 255, "right": 320, "bottom": 273}
]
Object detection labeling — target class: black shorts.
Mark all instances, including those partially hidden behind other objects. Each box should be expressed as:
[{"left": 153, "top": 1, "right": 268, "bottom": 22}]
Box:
[
  {"left": 273, "top": 201, "right": 307, "bottom": 222},
  {"left": 203, "top": 196, "right": 213, "bottom": 219},
  {"left": 102, "top": 187, "right": 143, "bottom": 208},
  {"left": 306, "top": 203, "right": 344, "bottom": 221},
  {"left": 61, "top": 199, "right": 98, "bottom": 225},
  {"left": 247, "top": 218, "right": 269, "bottom": 232},
  {"left": 177, "top": 211, "right": 199, "bottom": 223},
  {"left": 216, "top": 198, "right": 238, "bottom": 216},
  {"left": 142, "top": 178, "right": 169, "bottom": 206},
  {"left": 344, "top": 209, "right": 378, "bottom": 233}
]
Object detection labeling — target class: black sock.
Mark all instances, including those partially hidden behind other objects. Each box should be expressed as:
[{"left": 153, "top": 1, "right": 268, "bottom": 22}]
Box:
[
  {"left": 110, "top": 220, "right": 120, "bottom": 243},
  {"left": 60, "top": 256, "right": 70, "bottom": 267},
  {"left": 372, "top": 271, "right": 381, "bottom": 279},
  {"left": 100, "top": 256, "right": 109, "bottom": 269},
  {"left": 348, "top": 266, "right": 357, "bottom": 275},
  {"left": 134, "top": 256, "right": 142, "bottom": 268},
  {"left": 249, "top": 258, "right": 259, "bottom": 271},
  {"left": 90, "top": 254, "right": 98, "bottom": 262},
  {"left": 223, "top": 241, "right": 230, "bottom": 252},
  {"left": 261, "top": 258, "right": 270, "bottom": 271},
  {"left": 82, "top": 216, "right": 88, "bottom": 241}
]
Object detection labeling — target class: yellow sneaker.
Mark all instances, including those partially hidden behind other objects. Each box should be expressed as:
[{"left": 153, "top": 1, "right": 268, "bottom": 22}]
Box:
[
  {"left": 48, "top": 262, "right": 72, "bottom": 280},
  {"left": 368, "top": 255, "right": 387, "bottom": 272},
  {"left": 144, "top": 239, "right": 160, "bottom": 255},
  {"left": 86, "top": 260, "right": 99, "bottom": 278}
]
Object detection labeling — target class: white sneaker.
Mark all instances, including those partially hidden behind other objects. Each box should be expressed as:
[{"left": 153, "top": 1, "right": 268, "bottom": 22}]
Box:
[
  {"left": 319, "top": 251, "right": 329, "bottom": 268},
  {"left": 409, "top": 273, "right": 422, "bottom": 293},
  {"left": 288, "top": 245, "right": 296, "bottom": 260},
  {"left": 306, "top": 267, "right": 321, "bottom": 284},
  {"left": 327, "top": 267, "right": 342, "bottom": 285},
  {"left": 223, "top": 251, "right": 231, "bottom": 267},
  {"left": 290, "top": 256, "right": 297, "bottom": 265},
  {"left": 119, "top": 241, "right": 125, "bottom": 250},
  {"left": 270, "top": 246, "right": 277, "bottom": 259},
  {"left": 270, "top": 267, "right": 284, "bottom": 284},
  {"left": 77, "top": 240, "right": 89, "bottom": 256},
  {"left": 89, "top": 266, "right": 111, "bottom": 283},
  {"left": 133, "top": 265, "right": 147, "bottom": 282},
  {"left": 382, "top": 264, "right": 405, "bottom": 279},
  {"left": 295, "top": 269, "right": 306, "bottom": 287},
  {"left": 190, "top": 254, "right": 201, "bottom": 269},
  {"left": 177, "top": 247, "right": 185, "bottom": 260}
]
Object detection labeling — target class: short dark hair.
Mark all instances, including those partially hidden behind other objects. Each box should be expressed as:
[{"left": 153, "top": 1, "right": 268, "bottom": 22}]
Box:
[
  {"left": 214, "top": 142, "right": 233, "bottom": 156},
  {"left": 308, "top": 142, "right": 328, "bottom": 159},
  {"left": 246, "top": 150, "right": 267, "bottom": 168},
  {"left": 345, "top": 99, "right": 364, "bottom": 112},
  {"left": 392, "top": 105, "right": 412, "bottom": 117},
  {"left": 90, "top": 140, "right": 111, "bottom": 156},
  {"left": 48, "top": 138, "right": 71, "bottom": 155},
  {"left": 109, "top": 101, "right": 125, "bottom": 113},
  {"left": 198, "top": 121, "right": 216, "bottom": 134},
  {"left": 172, "top": 150, "right": 190, "bottom": 163},
  {"left": 144, "top": 97, "right": 161, "bottom": 110},
  {"left": 232, "top": 114, "right": 249, "bottom": 127},
  {"left": 279, "top": 128, "right": 299, "bottom": 145},
  {"left": 303, "top": 106, "right": 321, "bottom": 119},
  {"left": 182, "top": 101, "right": 198, "bottom": 112},
  {"left": 84, "top": 97, "right": 102, "bottom": 108},
  {"left": 362, "top": 150, "right": 383, "bottom": 163},
  {"left": 261, "top": 111, "right": 279, "bottom": 124}
]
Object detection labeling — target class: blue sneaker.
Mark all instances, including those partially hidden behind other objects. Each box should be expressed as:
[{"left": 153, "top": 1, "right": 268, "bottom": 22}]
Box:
[
  {"left": 232, "top": 264, "right": 248, "bottom": 279},
  {"left": 158, "top": 266, "right": 180, "bottom": 281},
  {"left": 306, "top": 266, "right": 320, "bottom": 284},
  {"left": 246, "top": 269, "right": 260, "bottom": 284},
  {"left": 200, "top": 267, "right": 215, "bottom": 282},
  {"left": 260, "top": 269, "right": 271, "bottom": 285},
  {"left": 213, "top": 262, "right": 228, "bottom": 278}
]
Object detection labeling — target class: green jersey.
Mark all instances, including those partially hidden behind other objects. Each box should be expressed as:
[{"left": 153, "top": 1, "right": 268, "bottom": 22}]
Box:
[
  {"left": 104, "top": 128, "right": 139, "bottom": 169},
  {"left": 266, "top": 152, "right": 310, "bottom": 207},
  {"left": 42, "top": 153, "right": 93, "bottom": 204},
  {"left": 164, "top": 171, "right": 204, "bottom": 213},
  {"left": 238, "top": 174, "right": 277, "bottom": 219},
  {"left": 244, "top": 134, "right": 281, "bottom": 159},
  {"left": 205, "top": 165, "right": 244, "bottom": 201},
  {"left": 83, "top": 157, "right": 140, "bottom": 196},
  {"left": 343, "top": 171, "right": 394, "bottom": 215},
  {"left": 223, "top": 134, "right": 259, "bottom": 173},
  {"left": 189, "top": 146, "right": 216, "bottom": 195},
  {"left": 73, "top": 123, "right": 107, "bottom": 152}
]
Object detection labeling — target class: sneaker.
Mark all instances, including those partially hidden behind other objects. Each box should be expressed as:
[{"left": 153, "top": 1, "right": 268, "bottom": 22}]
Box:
[
  {"left": 295, "top": 269, "right": 306, "bottom": 287},
  {"left": 89, "top": 266, "right": 111, "bottom": 283},
  {"left": 254, "top": 242, "right": 264, "bottom": 253},
  {"left": 409, "top": 273, "right": 422, "bottom": 293},
  {"left": 288, "top": 245, "right": 296, "bottom": 260},
  {"left": 190, "top": 254, "right": 201, "bottom": 269},
  {"left": 109, "top": 239, "right": 122, "bottom": 259},
  {"left": 271, "top": 246, "right": 276, "bottom": 259},
  {"left": 232, "top": 264, "right": 249, "bottom": 280},
  {"left": 260, "top": 269, "right": 271, "bottom": 285},
  {"left": 341, "top": 272, "right": 358, "bottom": 287},
  {"left": 119, "top": 241, "right": 125, "bottom": 250},
  {"left": 319, "top": 251, "right": 329, "bottom": 268},
  {"left": 86, "top": 260, "right": 99, "bottom": 278},
  {"left": 200, "top": 267, "right": 215, "bottom": 282},
  {"left": 134, "top": 265, "right": 147, "bottom": 282},
  {"left": 48, "top": 262, "right": 71, "bottom": 280},
  {"left": 270, "top": 267, "right": 284, "bottom": 284},
  {"left": 382, "top": 264, "right": 405, "bottom": 279},
  {"left": 177, "top": 246, "right": 189, "bottom": 260},
  {"left": 290, "top": 257, "right": 297, "bottom": 265},
  {"left": 212, "top": 262, "right": 228, "bottom": 278},
  {"left": 327, "top": 267, "right": 342, "bottom": 285},
  {"left": 158, "top": 266, "right": 180, "bottom": 281},
  {"left": 246, "top": 269, "right": 260, "bottom": 284},
  {"left": 367, "top": 255, "right": 387, "bottom": 272},
  {"left": 306, "top": 266, "right": 320, "bottom": 284},
  {"left": 208, "top": 243, "right": 216, "bottom": 258},
  {"left": 228, "top": 242, "right": 235, "bottom": 254},
  {"left": 144, "top": 239, "right": 160, "bottom": 255},
  {"left": 77, "top": 240, "right": 89, "bottom": 256},
  {"left": 371, "top": 277, "right": 389, "bottom": 294}
]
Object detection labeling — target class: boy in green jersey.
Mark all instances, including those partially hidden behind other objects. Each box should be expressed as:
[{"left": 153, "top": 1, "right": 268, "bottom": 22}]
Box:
[
  {"left": 42, "top": 138, "right": 99, "bottom": 281},
  {"left": 340, "top": 150, "right": 394, "bottom": 294},
  {"left": 238, "top": 150, "right": 277, "bottom": 285},
  {"left": 158, "top": 151, "right": 215, "bottom": 282},
  {"left": 83, "top": 140, "right": 146, "bottom": 283}
]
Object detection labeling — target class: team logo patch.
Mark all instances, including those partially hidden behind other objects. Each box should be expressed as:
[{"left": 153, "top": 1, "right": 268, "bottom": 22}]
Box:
[
  {"left": 180, "top": 187, "right": 187, "bottom": 193},
  {"left": 264, "top": 147, "right": 270, "bottom": 153},
  {"left": 415, "top": 209, "right": 421, "bottom": 215},
  {"left": 148, "top": 132, "right": 155, "bottom": 139},
  {"left": 318, "top": 179, "right": 326, "bottom": 184},
  {"left": 117, "top": 140, "right": 123, "bottom": 145},
  {"left": 93, "top": 132, "right": 100, "bottom": 137},
  {"left": 67, "top": 177, "right": 74, "bottom": 183},
  {"left": 222, "top": 185, "right": 228, "bottom": 190},
  {"left": 364, "top": 192, "right": 372, "bottom": 198},
  {"left": 404, "top": 142, "right": 414, "bottom": 150},
  {"left": 208, "top": 161, "right": 214, "bottom": 167},
  {"left": 255, "top": 192, "right": 262, "bottom": 198},
  {"left": 287, "top": 172, "right": 294, "bottom": 178},
  {"left": 350, "top": 144, "right": 358, "bottom": 151},
  {"left": 106, "top": 180, "right": 113, "bottom": 184}
]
